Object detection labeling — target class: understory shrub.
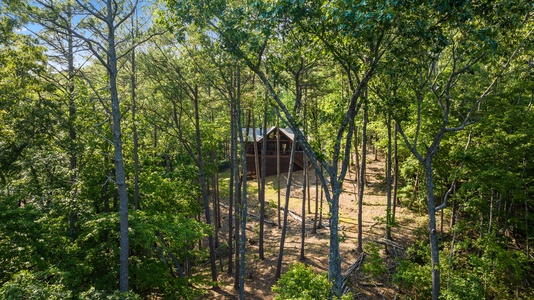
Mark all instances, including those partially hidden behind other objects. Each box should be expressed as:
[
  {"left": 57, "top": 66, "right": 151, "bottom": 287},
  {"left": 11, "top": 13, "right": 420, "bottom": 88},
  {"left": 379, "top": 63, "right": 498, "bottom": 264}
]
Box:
[{"left": 272, "top": 262, "right": 352, "bottom": 300}]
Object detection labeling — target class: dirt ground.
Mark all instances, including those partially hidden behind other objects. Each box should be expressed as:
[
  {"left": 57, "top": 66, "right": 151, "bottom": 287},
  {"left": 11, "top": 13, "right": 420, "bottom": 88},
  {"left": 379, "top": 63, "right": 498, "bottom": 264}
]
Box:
[{"left": 199, "top": 154, "right": 424, "bottom": 299}]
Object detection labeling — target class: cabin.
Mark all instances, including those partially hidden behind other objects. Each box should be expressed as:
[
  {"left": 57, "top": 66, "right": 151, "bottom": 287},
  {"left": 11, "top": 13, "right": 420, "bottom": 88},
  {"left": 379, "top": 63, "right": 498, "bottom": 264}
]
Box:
[{"left": 242, "top": 126, "right": 307, "bottom": 178}]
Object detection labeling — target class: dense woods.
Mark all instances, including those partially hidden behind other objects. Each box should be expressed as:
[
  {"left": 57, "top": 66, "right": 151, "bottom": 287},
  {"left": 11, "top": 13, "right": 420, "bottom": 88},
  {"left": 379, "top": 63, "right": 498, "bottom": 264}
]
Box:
[{"left": 1, "top": 0, "right": 533, "bottom": 299}]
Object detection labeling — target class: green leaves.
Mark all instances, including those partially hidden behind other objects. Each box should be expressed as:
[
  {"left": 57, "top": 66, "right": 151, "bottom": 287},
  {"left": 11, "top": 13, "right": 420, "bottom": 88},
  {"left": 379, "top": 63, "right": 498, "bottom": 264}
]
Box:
[{"left": 272, "top": 262, "right": 334, "bottom": 300}]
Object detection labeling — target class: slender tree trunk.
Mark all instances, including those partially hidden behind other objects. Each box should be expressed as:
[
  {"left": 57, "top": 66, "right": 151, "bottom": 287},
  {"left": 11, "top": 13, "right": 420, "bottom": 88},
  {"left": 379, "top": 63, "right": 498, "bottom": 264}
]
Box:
[
  {"left": 393, "top": 122, "right": 399, "bottom": 223},
  {"left": 385, "top": 114, "right": 392, "bottom": 240},
  {"left": 66, "top": 4, "right": 77, "bottom": 240},
  {"left": 300, "top": 149, "right": 306, "bottom": 260},
  {"left": 357, "top": 103, "right": 368, "bottom": 253},
  {"left": 252, "top": 111, "right": 261, "bottom": 183},
  {"left": 312, "top": 167, "right": 319, "bottom": 234},
  {"left": 329, "top": 180, "right": 343, "bottom": 296},
  {"left": 259, "top": 102, "right": 268, "bottom": 260},
  {"left": 131, "top": 13, "right": 140, "bottom": 211},
  {"left": 312, "top": 98, "right": 320, "bottom": 234},
  {"left": 234, "top": 174, "right": 241, "bottom": 289},
  {"left": 275, "top": 140, "right": 298, "bottom": 279},
  {"left": 251, "top": 111, "right": 263, "bottom": 258},
  {"left": 236, "top": 68, "right": 247, "bottom": 300},
  {"left": 107, "top": 20, "right": 129, "bottom": 293},
  {"left": 234, "top": 72, "right": 245, "bottom": 290},
  {"left": 276, "top": 114, "right": 281, "bottom": 229},
  {"left": 319, "top": 165, "right": 324, "bottom": 226},
  {"left": 214, "top": 148, "right": 221, "bottom": 229},
  {"left": 212, "top": 149, "right": 222, "bottom": 271},
  {"left": 192, "top": 86, "right": 218, "bottom": 283},
  {"left": 307, "top": 163, "right": 311, "bottom": 214},
  {"left": 354, "top": 125, "right": 360, "bottom": 186},
  {"left": 228, "top": 101, "right": 235, "bottom": 274},
  {"left": 424, "top": 162, "right": 441, "bottom": 300},
  {"left": 526, "top": 199, "right": 530, "bottom": 262}
]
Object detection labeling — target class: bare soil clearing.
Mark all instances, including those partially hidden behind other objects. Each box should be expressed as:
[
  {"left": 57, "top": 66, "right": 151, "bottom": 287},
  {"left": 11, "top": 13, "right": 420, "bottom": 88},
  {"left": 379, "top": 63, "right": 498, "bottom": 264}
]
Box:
[{"left": 200, "top": 154, "right": 424, "bottom": 299}]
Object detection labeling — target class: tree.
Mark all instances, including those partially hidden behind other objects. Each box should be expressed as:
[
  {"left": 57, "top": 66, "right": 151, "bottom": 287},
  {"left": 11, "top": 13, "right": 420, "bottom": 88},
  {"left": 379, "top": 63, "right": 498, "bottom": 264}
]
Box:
[
  {"left": 29, "top": 0, "right": 146, "bottom": 292},
  {"left": 140, "top": 37, "right": 220, "bottom": 283},
  {"left": 391, "top": 2, "right": 531, "bottom": 298},
  {"left": 161, "top": 0, "right": 399, "bottom": 295}
]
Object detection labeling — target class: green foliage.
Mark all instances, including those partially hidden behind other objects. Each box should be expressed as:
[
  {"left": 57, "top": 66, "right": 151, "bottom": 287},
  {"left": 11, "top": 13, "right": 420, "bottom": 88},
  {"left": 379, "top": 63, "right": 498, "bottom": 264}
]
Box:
[
  {"left": 0, "top": 270, "right": 72, "bottom": 300},
  {"left": 362, "top": 242, "right": 387, "bottom": 280},
  {"left": 394, "top": 259, "right": 432, "bottom": 299},
  {"left": 395, "top": 221, "right": 534, "bottom": 299},
  {"left": 78, "top": 288, "right": 141, "bottom": 300},
  {"left": 272, "top": 263, "right": 352, "bottom": 300},
  {"left": 393, "top": 239, "right": 433, "bottom": 299}
]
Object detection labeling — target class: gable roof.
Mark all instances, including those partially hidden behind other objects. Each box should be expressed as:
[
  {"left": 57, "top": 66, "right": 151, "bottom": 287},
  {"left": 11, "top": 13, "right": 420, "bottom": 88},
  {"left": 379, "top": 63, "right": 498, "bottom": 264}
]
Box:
[{"left": 241, "top": 126, "right": 295, "bottom": 142}]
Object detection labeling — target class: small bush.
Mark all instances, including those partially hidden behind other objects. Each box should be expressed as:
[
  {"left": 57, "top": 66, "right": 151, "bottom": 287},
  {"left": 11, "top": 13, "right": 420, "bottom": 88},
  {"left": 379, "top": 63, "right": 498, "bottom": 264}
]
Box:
[
  {"left": 362, "top": 242, "right": 387, "bottom": 280},
  {"left": 272, "top": 263, "right": 352, "bottom": 300}
]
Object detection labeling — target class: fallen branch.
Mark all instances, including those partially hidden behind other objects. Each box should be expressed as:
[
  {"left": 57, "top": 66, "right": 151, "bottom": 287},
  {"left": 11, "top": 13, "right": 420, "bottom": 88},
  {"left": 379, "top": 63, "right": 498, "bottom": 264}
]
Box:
[
  {"left": 219, "top": 203, "right": 276, "bottom": 226},
  {"left": 341, "top": 252, "right": 367, "bottom": 295},
  {"left": 278, "top": 207, "right": 330, "bottom": 230},
  {"left": 248, "top": 211, "right": 276, "bottom": 225},
  {"left": 375, "top": 238, "right": 405, "bottom": 251}
]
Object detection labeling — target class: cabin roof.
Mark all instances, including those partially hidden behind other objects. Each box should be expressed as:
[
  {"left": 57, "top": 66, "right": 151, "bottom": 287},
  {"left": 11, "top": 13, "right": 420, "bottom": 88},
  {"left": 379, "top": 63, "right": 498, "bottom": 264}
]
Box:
[{"left": 241, "top": 127, "right": 295, "bottom": 142}]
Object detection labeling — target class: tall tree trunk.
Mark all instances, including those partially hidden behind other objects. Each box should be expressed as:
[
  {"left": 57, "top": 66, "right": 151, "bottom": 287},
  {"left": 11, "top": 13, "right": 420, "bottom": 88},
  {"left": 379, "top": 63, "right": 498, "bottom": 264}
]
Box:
[
  {"left": 300, "top": 149, "right": 306, "bottom": 260},
  {"left": 276, "top": 113, "right": 281, "bottom": 229},
  {"left": 329, "top": 181, "right": 343, "bottom": 296},
  {"left": 354, "top": 125, "right": 360, "bottom": 186},
  {"left": 251, "top": 111, "right": 263, "bottom": 258},
  {"left": 259, "top": 102, "right": 268, "bottom": 260},
  {"left": 67, "top": 3, "right": 77, "bottom": 240},
  {"left": 319, "top": 165, "right": 324, "bottom": 226},
  {"left": 275, "top": 140, "right": 297, "bottom": 279},
  {"left": 526, "top": 199, "right": 530, "bottom": 262},
  {"left": 312, "top": 167, "right": 319, "bottom": 234},
  {"left": 385, "top": 114, "right": 392, "bottom": 240},
  {"left": 357, "top": 103, "right": 368, "bottom": 253},
  {"left": 131, "top": 12, "right": 140, "bottom": 210},
  {"left": 252, "top": 111, "right": 261, "bottom": 183},
  {"left": 234, "top": 173, "right": 241, "bottom": 289},
  {"left": 107, "top": 18, "right": 129, "bottom": 293},
  {"left": 236, "top": 68, "right": 247, "bottom": 300},
  {"left": 312, "top": 99, "right": 320, "bottom": 234},
  {"left": 393, "top": 122, "right": 399, "bottom": 223},
  {"left": 212, "top": 148, "right": 222, "bottom": 271},
  {"left": 424, "top": 161, "right": 441, "bottom": 300},
  {"left": 213, "top": 147, "right": 221, "bottom": 229},
  {"left": 228, "top": 99, "right": 236, "bottom": 274},
  {"left": 189, "top": 86, "right": 218, "bottom": 283}
]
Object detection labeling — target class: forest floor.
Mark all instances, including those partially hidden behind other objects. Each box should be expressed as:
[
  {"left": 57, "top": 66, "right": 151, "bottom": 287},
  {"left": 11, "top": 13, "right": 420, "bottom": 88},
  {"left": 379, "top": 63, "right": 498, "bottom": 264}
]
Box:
[{"left": 199, "top": 152, "right": 426, "bottom": 299}]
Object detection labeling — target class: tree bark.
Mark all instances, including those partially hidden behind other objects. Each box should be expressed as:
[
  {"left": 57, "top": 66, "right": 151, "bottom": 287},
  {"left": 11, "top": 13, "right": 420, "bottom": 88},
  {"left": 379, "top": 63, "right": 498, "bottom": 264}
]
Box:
[
  {"left": 424, "top": 162, "right": 440, "bottom": 300},
  {"left": 131, "top": 13, "right": 140, "bottom": 211},
  {"left": 66, "top": 3, "right": 77, "bottom": 240},
  {"left": 192, "top": 85, "right": 218, "bottom": 283},
  {"left": 228, "top": 99, "right": 236, "bottom": 274},
  {"left": 300, "top": 149, "right": 306, "bottom": 260},
  {"left": 385, "top": 114, "right": 392, "bottom": 240},
  {"left": 259, "top": 102, "right": 268, "bottom": 260},
  {"left": 107, "top": 19, "right": 129, "bottom": 293},
  {"left": 236, "top": 67, "right": 247, "bottom": 300},
  {"left": 393, "top": 122, "right": 399, "bottom": 223},
  {"left": 357, "top": 103, "right": 368, "bottom": 253},
  {"left": 276, "top": 113, "right": 281, "bottom": 229},
  {"left": 275, "top": 140, "right": 297, "bottom": 280}
]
